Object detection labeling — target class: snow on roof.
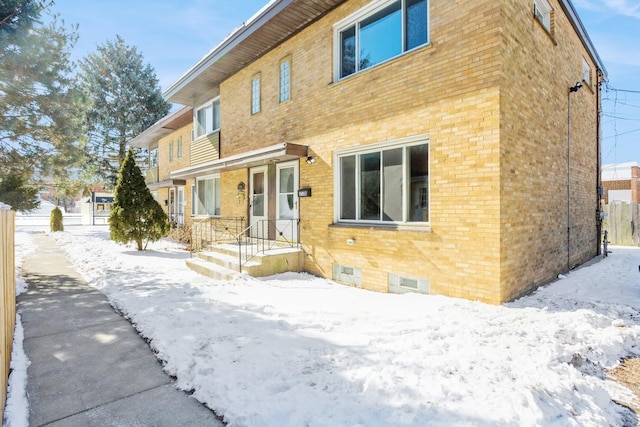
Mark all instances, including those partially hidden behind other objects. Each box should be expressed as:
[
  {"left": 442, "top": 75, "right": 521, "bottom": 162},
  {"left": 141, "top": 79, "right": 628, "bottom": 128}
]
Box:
[{"left": 601, "top": 162, "right": 639, "bottom": 181}]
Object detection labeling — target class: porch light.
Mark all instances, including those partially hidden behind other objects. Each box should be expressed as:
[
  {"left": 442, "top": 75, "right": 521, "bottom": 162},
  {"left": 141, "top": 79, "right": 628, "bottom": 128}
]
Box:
[{"left": 306, "top": 156, "right": 315, "bottom": 165}]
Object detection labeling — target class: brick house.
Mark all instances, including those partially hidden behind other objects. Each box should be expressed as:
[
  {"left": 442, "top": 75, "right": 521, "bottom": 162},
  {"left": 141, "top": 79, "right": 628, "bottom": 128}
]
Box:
[
  {"left": 130, "top": 106, "right": 193, "bottom": 227},
  {"left": 601, "top": 162, "right": 640, "bottom": 204},
  {"left": 136, "top": 0, "right": 605, "bottom": 304}
]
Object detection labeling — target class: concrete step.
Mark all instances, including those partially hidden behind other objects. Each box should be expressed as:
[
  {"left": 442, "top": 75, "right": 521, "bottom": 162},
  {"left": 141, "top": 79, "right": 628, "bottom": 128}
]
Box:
[
  {"left": 185, "top": 257, "right": 241, "bottom": 281},
  {"left": 196, "top": 250, "right": 260, "bottom": 271},
  {"left": 188, "top": 245, "right": 305, "bottom": 279}
]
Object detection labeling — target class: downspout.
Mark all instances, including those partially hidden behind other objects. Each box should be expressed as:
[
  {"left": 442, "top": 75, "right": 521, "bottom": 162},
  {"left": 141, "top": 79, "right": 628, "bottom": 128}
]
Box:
[
  {"left": 595, "top": 70, "right": 603, "bottom": 256},
  {"left": 567, "top": 89, "right": 572, "bottom": 272},
  {"left": 567, "top": 82, "right": 583, "bottom": 272}
]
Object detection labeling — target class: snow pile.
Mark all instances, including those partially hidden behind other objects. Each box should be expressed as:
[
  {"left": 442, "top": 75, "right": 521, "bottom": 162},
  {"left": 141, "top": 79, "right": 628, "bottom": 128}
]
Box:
[
  {"left": 3, "top": 231, "right": 36, "bottom": 427},
  {"left": 3, "top": 315, "right": 30, "bottom": 427},
  {"left": 10, "top": 227, "right": 640, "bottom": 426}
]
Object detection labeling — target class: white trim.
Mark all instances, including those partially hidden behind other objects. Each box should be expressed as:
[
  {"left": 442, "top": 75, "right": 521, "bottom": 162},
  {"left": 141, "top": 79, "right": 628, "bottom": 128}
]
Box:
[
  {"left": 170, "top": 142, "right": 306, "bottom": 179},
  {"left": 333, "top": 134, "right": 430, "bottom": 225},
  {"left": 333, "top": 0, "right": 430, "bottom": 81},
  {"left": 582, "top": 57, "right": 591, "bottom": 86},
  {"left": 335, "top": 133, "right": 429, "bottom": 157},
  {"left": 534, "top": 0, "right": 552, "bottom": 32},
  {"left": 194, "top": 97, "right": 220, "bottom": 139}
]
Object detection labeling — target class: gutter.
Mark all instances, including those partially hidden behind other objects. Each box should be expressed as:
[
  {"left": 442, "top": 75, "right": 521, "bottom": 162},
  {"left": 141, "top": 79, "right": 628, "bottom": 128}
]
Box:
[{"left": 560, "top": 0, "right": 608, "bottom": 78}]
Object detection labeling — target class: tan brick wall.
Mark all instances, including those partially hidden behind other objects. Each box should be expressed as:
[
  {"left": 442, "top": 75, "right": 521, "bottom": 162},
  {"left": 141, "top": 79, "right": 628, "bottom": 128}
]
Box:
[
  {"left": 156, "top": 123, "right": 193, "bottom": 227},
  {"left": 211, "top": 0, "right": 599, "bottom": 304},
  {"left": 158, "top": 124, "right": 192, "bottom": 181},
  {"left": 499, "top": 0, "right": 600, "bottom": 301},
  {"left": 219, "top": 0, "right": 506, "bottom": 303}
]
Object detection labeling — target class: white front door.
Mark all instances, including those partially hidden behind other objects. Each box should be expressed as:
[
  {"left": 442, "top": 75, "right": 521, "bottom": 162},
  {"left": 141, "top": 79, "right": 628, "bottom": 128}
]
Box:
[
  {"left": 177, "top": 187, "right": 185, "bottom": 225},
  {"left": 169, "top": 188, "right": 175, "bottom": 224},
  {"left": 276, "top": 161, "right": 299, "bottom": 242},
  {"left": 249, "top": 166, "right": 268, "bottom": 238}
]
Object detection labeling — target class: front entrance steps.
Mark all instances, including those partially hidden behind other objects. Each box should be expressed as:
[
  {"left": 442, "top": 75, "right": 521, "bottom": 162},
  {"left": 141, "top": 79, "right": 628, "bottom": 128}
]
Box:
[{"left": 186, "top": 243, "right": 305, "bottom": 281}]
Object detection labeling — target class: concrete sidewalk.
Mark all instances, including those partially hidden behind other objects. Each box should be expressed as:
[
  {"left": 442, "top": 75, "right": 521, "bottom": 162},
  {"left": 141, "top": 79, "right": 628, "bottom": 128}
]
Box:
[{"left": 18, "top": 232, "right": 224, "bottom": 426}]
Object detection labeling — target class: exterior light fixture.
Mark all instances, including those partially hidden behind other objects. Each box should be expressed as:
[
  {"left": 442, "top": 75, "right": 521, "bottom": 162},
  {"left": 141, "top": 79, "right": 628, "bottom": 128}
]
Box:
[
  {"left": 306, "top": 156, "right": 315, "bottom": 165},
  {"left": 569, "top": 82, "right": 583, "bottom": 93}
]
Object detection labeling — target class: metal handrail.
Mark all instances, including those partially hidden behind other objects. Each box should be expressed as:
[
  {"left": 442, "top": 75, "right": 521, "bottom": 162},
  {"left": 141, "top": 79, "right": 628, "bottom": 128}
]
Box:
[
  {"left": 236, "top": 219, "right": 300, "bottom": 271},
  {"left": 190, "top": 216, "right": 245, "bottom": 253}
]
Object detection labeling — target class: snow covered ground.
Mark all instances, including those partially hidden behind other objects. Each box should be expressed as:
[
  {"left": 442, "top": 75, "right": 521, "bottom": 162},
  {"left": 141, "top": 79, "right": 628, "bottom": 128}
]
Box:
[{"left": 5, "top": 226, "right": 640, "bottom": 426}]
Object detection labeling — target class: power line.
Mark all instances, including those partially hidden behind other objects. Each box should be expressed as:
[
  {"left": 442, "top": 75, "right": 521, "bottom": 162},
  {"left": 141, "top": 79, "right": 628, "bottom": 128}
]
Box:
[{"left": 602, "top": 128, "right": 640, "bottom": 140}]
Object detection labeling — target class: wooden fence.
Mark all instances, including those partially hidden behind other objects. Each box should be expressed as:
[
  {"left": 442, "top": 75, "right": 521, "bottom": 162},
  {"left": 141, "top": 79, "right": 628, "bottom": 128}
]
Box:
[
  {"left": 0, "top": 203, "right": 15, "bottom": 417},
  {"left": 602, "top": 202, "right": 640, "bottom": 246}
]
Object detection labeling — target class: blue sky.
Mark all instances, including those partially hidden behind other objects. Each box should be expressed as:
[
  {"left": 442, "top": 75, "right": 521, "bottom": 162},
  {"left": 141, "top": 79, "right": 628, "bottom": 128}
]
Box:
[{"left": 48, "top": 0, "right": 639, "bottom": 165}]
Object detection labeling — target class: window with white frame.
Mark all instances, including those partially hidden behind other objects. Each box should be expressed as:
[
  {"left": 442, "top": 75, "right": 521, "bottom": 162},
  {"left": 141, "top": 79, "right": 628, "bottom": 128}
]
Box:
[
  {"left": 279, "top": 59, "right": 291, "bottom": 103},
  {"left": 194, "top": 175, "right": 221, "bottom": 216},
  {"left": 533, "top": 0, "right": 552, "bottom": 33},
  {"left": 335, "top": 0, "right": 428, "bottom": 80},
  {"left": 150, "top": 149, "right": 158, "bottom": 167},
  {"left": 191, "top": 184, "right": 196, "bottom": 216},
  {"left": 582, "top": 58, "right": 591, "bottom": 86},
  {"left": 251, "top": 75, "right": 261, "bottom": 114},
  {"left": 177, "top": 136, "right": 182, "bottom": 158},
  {"left": 194, "top": 99, "right": 220, "bottom": 139},
  {"left": 336, "top": 136, "right": 429, "bottom": 224},
  {"left": 169, "top": 141, "right": 173, "bottom": 161}
]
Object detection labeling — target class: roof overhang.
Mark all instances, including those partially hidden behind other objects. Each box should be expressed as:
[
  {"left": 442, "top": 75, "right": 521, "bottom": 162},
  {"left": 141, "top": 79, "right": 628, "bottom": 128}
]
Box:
[
  {"left": 170, "top": 143, "right": 308, "bottom": 179},
  {"left": 148, "top": 179, "right": 187, "bottom": 191},
  {"left": 163, "top": 0, "right": 346, "bottom": 106},
  {"left": 130, "top": 106, "right": 193, "bottom": 149},
  {"left": 164, "top": 0, "right": 606, "bottom": 107}
]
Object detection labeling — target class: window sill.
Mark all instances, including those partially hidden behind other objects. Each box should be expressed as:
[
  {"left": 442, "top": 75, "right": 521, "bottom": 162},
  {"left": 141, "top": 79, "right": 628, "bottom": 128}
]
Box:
[
  {"left": 329, "top": 42, "right": 432, "bottom": 87},
  {"left": 193, "top": 129, "right": 220, "bottom": 143},
  {"left": 330, "top": 222, "right": 431, "bottom": 233}
]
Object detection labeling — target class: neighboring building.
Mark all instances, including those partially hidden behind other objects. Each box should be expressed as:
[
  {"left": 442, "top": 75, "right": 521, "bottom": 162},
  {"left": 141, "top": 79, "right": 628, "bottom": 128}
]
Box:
[
  {"left": 130, "top": 106, "right": 193, "bottom": 227},
  {"left": 601, "top": 162, "right": 640, "bottom": 204},
  {"left": 81, "top": 192, "right": 114, "bottom": 225},
  {"left": 137, "top": 0, "right": 605, "bottom": 304}
]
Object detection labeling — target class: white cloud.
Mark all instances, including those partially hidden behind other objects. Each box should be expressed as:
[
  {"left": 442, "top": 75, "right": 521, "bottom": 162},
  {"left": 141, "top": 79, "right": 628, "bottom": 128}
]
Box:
[
  {"left": 574, "top": 0, "right": 640, "bottom": 18},
  {"left": 603, "top": 0, "right": 640, "bottom": 18}
]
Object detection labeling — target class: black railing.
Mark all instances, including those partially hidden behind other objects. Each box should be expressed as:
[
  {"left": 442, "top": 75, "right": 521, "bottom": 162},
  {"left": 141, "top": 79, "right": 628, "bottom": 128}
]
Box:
[
  {"left": 169, "top": 213, "right": 185, "bottom": 228},
  {"left": 191, "top": 217, "right": 245, "bottom": 252},
  {"left": 236, "top": 219, "right": 300, "bottom": 271}
]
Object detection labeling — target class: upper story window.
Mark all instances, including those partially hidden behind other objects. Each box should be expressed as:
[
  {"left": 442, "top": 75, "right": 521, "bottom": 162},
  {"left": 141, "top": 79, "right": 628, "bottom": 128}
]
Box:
[
  {"left": 194, "top": 99, "right": 220, "bottom": 140},
  {"left": 335, "top": 0, "right": 429, "bottom": 80},
  {"left": 150, "top": 149, "right": 158, "bottom": 168},
  {"left": 279, "top": 58, "right": 291, "bottom": 103},
  {"left": 582, "top": 58, "right": 591, "bottom": 86},
  {"left": 533, "top": 0, "right": 552, "bottom": 33},
  {"left": 335, "top": 136, "right": 429, "bottom": 224},
  {"left": 177, "top": 136, "right": 182, "bottom": 158},
  {"left": 251, "top": 75, "right": 261, "bottom": 114},
  {"left": 169, "top": 141, "right": 174, "bottom": 161}
]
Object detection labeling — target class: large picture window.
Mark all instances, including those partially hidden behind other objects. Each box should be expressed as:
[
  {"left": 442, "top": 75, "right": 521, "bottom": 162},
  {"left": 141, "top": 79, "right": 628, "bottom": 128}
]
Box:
[
  {"left": 337, "top": 138, "right": 429, "bottom": 224},
  {"left": 194, "top": 99, "right": 220, "bottom": 139},
  {"left": 194, "top": 175, "right": 221, "bottom": 216},
  {"left": 336, "top": 0, "right": 428, "bottom": 80}
]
